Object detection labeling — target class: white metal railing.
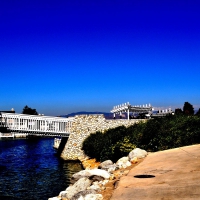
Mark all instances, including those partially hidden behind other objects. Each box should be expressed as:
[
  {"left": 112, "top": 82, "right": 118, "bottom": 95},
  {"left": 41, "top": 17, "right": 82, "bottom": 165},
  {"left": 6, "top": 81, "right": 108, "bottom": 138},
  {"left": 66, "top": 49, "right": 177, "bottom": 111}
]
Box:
[
  {"left": 111, "top": 102, "right": 152, "bottom": 113},
  {"left": 0, "top": 113, "right": 74, "bottom": 135},
  {"left": 110, "top": 102, "right": 153, "bottom": 120}
]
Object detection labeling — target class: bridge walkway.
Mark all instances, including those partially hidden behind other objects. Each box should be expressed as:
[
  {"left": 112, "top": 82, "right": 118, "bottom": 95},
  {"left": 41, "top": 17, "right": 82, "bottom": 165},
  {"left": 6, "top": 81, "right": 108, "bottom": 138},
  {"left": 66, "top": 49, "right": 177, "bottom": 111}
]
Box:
[{"left": 0, "top": 112, "right": 74, "bottom": 137}]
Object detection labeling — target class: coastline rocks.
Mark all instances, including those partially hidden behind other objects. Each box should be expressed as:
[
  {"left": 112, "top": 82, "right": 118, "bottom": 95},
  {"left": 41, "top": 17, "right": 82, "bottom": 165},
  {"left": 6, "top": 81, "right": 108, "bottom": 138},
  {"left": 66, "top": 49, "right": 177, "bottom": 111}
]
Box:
[
  {"left": 89, "top": 175, "right": 105, "bottom": 182},
  {"left": 105, "top": 164, "right": 117, "bottom": 173},
  {"left": 81, "top": 158, "right": 100, "bottom": 170},
  {"left": 83, "top": 193, "right": 103, "bottom": 200},
  {"left": 55, "top": 169, "right": 108, "bottom": 200},
  {"left": 128, "top": 148, "right": 147, "bottom": 159},
  {"left": 130, "top": 156, "right": 138, "bottom": 164},
  {"left": 72, "top": 169, "right": 110, "bottom": 181},
  {"left": 116, "top": 157, "right": 131, "bottom": 169},
  {"left": 87, "top": 182, "right": 101, "bottom": 191},
  {"left": 49, "top": 148, "right": 148, "bottom": 200},
  {"left": 48, "top": 197, "right": 61, "bottom": 200},
  {"left": 71, "top": 190, "right": 102, "bottom": 200},
  {"left": 99, "top": 160, "right": 113, "bottom": 168},
  {"left": 99, "top": 160, "right": 117, "bottom": 173},
  {"left": 60, "top": 177, "right": 92, "bottom": 199}
]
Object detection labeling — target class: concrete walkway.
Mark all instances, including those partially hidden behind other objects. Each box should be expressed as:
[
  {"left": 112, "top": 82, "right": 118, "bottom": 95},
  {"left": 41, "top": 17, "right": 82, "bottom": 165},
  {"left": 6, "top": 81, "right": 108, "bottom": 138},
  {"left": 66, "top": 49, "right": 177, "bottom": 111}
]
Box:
[{"left": 111, "top": 144, "right": 200, "bottom": 200}]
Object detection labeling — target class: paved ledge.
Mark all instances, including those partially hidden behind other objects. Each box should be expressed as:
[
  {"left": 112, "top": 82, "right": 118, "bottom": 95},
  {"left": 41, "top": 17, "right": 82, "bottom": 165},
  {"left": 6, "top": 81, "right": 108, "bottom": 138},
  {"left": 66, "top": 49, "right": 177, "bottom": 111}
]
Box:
[{"left": 111, "top": 144, "right": 200, "bottom": 200}]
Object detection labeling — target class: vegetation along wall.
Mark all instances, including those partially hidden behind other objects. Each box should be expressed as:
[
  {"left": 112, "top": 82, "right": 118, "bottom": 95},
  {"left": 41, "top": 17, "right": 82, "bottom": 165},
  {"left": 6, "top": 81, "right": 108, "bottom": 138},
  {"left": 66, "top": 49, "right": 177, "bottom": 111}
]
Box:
[{"left": 60, "top": 115, "right": 146, "bottom": 160}]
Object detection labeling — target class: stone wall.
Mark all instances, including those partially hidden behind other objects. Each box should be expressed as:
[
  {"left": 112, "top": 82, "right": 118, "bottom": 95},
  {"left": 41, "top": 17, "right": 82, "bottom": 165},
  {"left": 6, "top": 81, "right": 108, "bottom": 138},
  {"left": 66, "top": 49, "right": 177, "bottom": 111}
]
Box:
[{"left": 60, "top": 114, "right": 146, "bottom": 160}]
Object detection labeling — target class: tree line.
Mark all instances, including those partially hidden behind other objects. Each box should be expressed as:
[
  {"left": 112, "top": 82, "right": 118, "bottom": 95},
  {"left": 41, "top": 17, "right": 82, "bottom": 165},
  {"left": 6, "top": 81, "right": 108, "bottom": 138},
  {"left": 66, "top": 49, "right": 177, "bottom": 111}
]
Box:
[
  {"left": 175, "top": 101, "right": 200, "bottom": 116},
  {"left": 22, "top": 105, "right": 38, "bottom": 115}
]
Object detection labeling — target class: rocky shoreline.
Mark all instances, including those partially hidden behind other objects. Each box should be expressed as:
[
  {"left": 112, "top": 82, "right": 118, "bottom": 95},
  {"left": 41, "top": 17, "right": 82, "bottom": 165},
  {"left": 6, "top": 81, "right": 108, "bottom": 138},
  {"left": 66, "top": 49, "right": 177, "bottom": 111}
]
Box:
[{"left": 49, "top": 148, "right": 147, "bottom": 200}]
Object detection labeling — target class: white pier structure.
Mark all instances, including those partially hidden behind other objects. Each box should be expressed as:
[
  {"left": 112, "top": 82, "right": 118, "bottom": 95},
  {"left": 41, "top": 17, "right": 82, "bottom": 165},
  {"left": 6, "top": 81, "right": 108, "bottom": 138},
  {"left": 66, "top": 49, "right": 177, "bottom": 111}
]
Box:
[
  {"left": 0, "top": 112, "right": 74, "bottom": 136},
  {"left": 111, "top": 102, "right": 153, "bottom": 120}
]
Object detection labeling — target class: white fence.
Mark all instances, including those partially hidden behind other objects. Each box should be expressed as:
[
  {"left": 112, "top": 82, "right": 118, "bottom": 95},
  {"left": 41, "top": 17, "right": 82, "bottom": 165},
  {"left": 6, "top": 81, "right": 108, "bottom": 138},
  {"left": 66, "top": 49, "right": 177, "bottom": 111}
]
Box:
[{"left": 0, "top": 113, "right": 74, "bottom": 135}]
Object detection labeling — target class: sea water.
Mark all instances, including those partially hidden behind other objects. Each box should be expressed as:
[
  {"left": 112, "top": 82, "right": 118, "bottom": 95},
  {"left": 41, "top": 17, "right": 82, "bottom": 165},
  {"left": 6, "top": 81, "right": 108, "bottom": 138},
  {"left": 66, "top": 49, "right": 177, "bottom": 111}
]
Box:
[{"left": 0, "top": 137, "right": 82, "bottom": 200}]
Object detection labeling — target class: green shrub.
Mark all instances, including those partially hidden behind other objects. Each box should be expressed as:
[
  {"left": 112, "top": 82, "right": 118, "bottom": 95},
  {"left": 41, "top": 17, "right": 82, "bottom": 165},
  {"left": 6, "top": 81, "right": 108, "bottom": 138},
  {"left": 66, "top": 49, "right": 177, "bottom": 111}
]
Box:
[
  {"left": 82, "top": 131, "right": 105, "bottom": 161},
  {"left": 82, "top": 126, "right": 137, "bottom": 162},
  {"left": 82, "top": 115, "right": 200, "bottom": 162}
]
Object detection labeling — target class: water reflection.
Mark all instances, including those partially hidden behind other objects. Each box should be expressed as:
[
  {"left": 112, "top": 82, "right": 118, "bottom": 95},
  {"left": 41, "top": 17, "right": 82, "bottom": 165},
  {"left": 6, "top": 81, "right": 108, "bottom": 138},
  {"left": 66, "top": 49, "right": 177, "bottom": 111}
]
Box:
[{"left": 0, "top": 138, "right": 83, "bottom": 200}]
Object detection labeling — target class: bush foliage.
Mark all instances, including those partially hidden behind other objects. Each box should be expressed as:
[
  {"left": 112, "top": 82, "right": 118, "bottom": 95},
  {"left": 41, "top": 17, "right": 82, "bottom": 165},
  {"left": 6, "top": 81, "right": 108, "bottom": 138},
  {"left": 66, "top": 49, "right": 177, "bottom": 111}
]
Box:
[{"left": 82, "top": 115, "right": 200, "bottom": 162}]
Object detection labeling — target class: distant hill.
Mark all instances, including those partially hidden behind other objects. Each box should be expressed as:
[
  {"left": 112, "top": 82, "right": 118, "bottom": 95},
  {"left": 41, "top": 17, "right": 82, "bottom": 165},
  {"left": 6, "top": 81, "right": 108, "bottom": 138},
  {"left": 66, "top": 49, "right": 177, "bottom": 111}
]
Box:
[{"left": 60, "top": 111, "right": 113, "bottom": 119}]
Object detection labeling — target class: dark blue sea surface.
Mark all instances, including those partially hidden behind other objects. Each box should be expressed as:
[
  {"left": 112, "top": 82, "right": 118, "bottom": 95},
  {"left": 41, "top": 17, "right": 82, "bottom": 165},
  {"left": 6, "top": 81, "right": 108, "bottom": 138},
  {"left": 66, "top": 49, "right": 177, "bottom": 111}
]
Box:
[{"left": 0, "top": 137, "right": 82, "bottom": 200}]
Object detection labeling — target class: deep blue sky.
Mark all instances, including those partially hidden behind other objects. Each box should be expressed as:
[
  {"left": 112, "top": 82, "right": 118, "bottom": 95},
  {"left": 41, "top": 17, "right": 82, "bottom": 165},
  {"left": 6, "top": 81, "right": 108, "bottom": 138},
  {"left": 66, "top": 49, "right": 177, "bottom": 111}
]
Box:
[{"left": 1, "top": 0, "right": 200, "bottom": 116}]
